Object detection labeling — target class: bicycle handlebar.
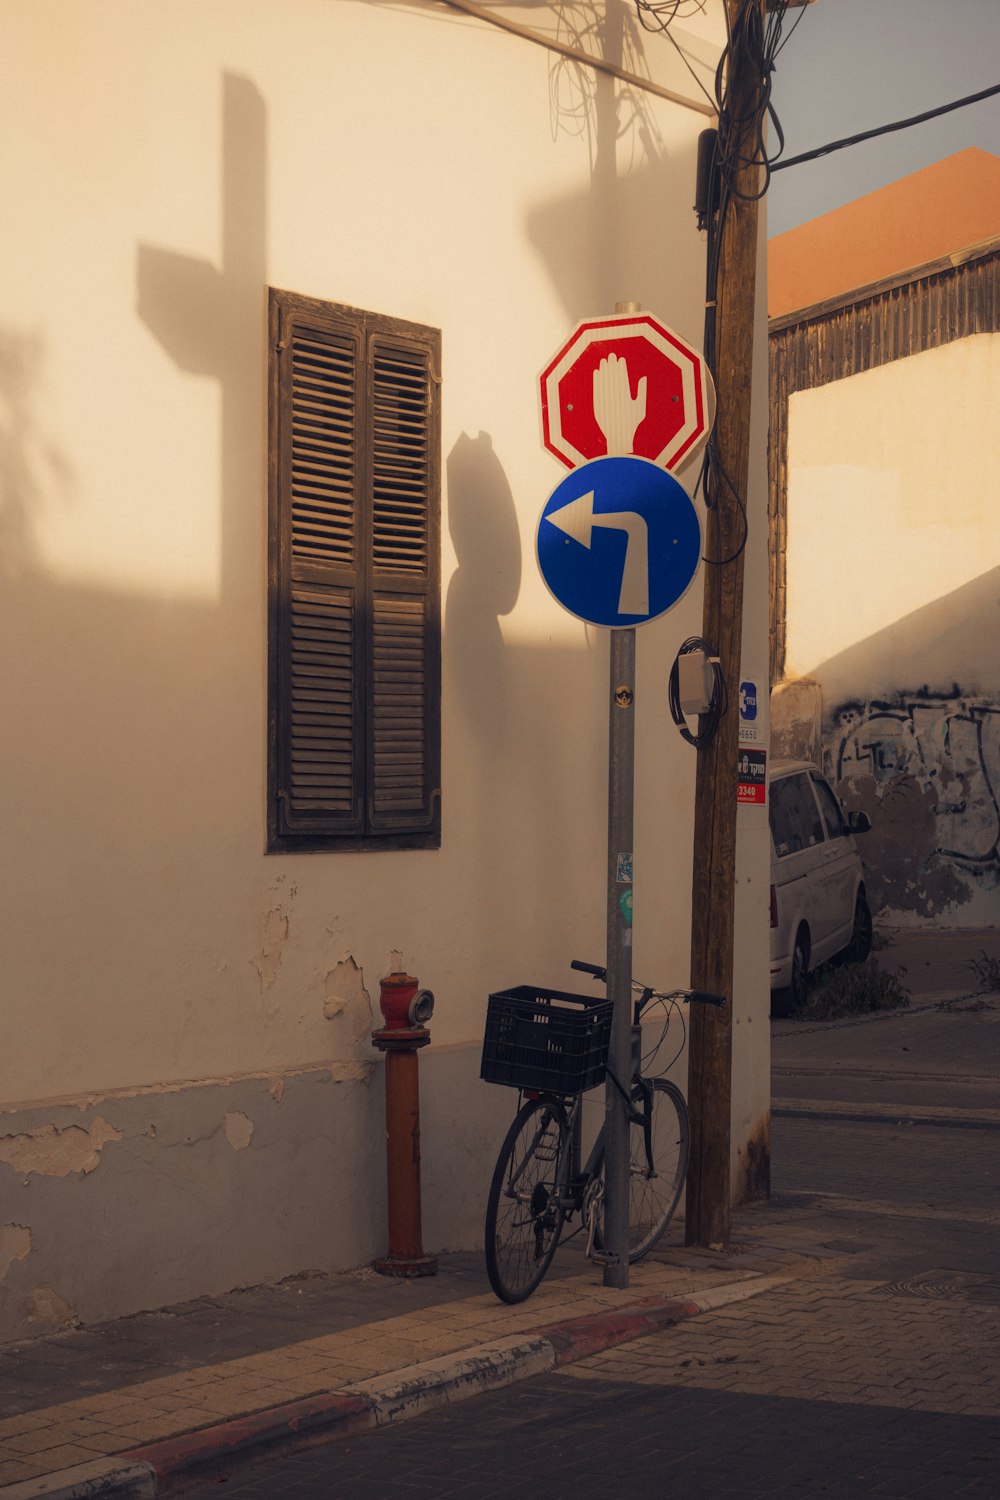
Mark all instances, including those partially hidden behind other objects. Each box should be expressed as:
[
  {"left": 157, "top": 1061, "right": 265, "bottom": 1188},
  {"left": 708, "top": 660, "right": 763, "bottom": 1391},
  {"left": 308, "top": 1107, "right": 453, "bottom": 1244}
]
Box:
[
  {"left": 570, "top": 959, "right": 726, "bottom": 1010},
  {"left": 687, "top": 990, "right": 727, "bottom": 1009}
]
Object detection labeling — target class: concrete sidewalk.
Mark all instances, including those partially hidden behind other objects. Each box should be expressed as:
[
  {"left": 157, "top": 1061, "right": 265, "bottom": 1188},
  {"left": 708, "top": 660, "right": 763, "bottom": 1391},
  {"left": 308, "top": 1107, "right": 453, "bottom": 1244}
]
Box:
[{"left": 3, "top": 924, "right": 996, "bottom": 1500}]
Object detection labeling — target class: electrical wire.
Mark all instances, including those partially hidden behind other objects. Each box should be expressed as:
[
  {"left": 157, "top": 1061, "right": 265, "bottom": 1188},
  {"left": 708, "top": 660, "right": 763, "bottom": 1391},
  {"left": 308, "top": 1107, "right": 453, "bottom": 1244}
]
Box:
[
  {"left": 686, "top": 2, "right": 804, "bottom": 570},
  {"left": 640, "top": 994, "right": 687, "bottom": 1075},
  {"left": 643, "top": 12, "right": 718, "bottom": 111},
  {"left": 668, "top": 636, "right": 728, "bottom": 747},
  {"left": 772, "top": 82, "right": 1000, "bottom": 172},
  {"left": 637, "top": 0, "right": 709, "bottom": 24},
  {"left": 630, "top": 8, "right": 801, "bottom": 581}
]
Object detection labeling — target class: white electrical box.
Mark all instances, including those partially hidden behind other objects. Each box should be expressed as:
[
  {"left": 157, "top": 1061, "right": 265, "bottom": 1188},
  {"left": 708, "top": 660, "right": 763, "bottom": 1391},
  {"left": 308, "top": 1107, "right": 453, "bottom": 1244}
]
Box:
[{"left": 678, "top": 650, "right": 715, "bottom": 716}]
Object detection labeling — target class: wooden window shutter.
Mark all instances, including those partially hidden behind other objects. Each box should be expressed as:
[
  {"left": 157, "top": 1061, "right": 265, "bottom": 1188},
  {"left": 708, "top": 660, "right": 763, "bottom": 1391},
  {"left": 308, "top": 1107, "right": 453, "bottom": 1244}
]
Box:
[
  {"left": 269, "top": 292, "right": 365, "bottom": 842},
  {"left": 367, "top": 334, "right": 441, "bottom": 834},
  {"left": 268, "top": 290, "right": 440, "bottom": 850}
]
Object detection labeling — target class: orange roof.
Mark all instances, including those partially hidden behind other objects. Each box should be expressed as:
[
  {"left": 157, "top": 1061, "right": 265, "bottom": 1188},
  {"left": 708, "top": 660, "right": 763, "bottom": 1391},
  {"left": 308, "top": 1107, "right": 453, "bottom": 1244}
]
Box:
[{"left": 768, "top": 147, "right": 1000, "bottom": 319}]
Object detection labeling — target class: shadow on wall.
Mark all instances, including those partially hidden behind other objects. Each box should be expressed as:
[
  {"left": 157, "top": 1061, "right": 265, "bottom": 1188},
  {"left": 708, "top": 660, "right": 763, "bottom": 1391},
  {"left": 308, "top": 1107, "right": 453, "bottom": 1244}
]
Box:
[
  {"left": 0, "top": 328, "right": 74, "bottom": 578},
  {"left": 537, "top": 0, "right": 673, "bottom": 171},
  {"left": 528, "top": 144, "right": 703, "bottom": 325},
  {"left": 0, "top": 72, "right": 271, "bottom": 1103},
  {"left": 0, "top": 63, "right": 612, "bottom": 1102},
  {"left": 445, "top": 430, "right": 522, "bottom": 738},
  {"left": 136, "top": 71, "right": 267, "bottom": 608},
  {"left": 0, "top": 39, "right": 702, "bottom": 1338},
  {"left": 443, "top": 428, "right": 607, "bottom": 970},
  {"left": 527, "top": 1, "right": 705, "bottom": 322},
  {"left": 804, "top": 564, "right": 1000, "bottom": 920}
]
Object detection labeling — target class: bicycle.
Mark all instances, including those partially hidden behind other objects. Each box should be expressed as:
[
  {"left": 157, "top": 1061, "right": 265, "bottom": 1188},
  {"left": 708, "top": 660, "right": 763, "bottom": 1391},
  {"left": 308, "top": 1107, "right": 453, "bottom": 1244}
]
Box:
[{"left": 481, "top": 960, "right": 726, "bottom": 1304}]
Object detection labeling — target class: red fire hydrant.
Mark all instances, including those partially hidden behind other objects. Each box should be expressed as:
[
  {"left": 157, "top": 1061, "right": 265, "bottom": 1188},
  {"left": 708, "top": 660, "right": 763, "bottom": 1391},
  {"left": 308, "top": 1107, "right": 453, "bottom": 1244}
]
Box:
[{"left": 371, "top": 967, "right": 437, "bottom": 1277}]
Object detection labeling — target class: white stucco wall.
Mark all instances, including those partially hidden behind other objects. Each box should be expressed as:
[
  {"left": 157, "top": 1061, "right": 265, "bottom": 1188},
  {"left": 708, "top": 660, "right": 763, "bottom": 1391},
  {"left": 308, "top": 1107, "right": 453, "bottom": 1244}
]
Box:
[
  {"left": 783, "top": 333, "right": 1000, "bottom": 924},
  {"left": 0, "top": 0, "right": 771, "bottom": 1336}
]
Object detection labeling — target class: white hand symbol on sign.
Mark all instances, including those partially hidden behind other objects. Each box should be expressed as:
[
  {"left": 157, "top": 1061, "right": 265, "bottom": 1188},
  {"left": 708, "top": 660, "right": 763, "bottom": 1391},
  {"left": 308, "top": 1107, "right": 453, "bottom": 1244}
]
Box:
[{"left": 592, "top": 354, "right": 647, "bottom": 455}]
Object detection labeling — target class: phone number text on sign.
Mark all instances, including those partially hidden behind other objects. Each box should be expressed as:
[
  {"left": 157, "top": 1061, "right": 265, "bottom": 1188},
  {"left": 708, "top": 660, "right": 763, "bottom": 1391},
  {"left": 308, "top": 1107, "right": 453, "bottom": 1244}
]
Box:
[{"left": 737, "top": 748, "right": 767, "bottom": 805}]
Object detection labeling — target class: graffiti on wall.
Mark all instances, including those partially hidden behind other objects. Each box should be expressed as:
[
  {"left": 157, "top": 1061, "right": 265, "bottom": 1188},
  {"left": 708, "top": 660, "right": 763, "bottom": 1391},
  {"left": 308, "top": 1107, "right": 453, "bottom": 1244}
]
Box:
[{"left": 826, "top": 691, "right": 1000, "bottom": 915}]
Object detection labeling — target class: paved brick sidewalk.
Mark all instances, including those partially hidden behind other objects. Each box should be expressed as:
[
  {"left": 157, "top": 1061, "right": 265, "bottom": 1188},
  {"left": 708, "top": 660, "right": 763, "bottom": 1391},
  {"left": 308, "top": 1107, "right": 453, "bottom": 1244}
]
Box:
[
  {"left": 566, "top": 1274, "right": 1000, "bottom": 1418},
  {"left": 0, "top": 1246, "right": 803, "bottom": 1496},
  {"left": 174, "top": 1266, "right": 1000, "bottom": 1500}
]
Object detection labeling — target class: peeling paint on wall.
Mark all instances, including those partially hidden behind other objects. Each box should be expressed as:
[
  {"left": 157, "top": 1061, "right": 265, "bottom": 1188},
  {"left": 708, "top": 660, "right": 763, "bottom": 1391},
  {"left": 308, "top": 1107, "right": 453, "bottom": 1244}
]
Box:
[
  {"left": 328, "top": 1060, "right": 375, "bottom": 1084},
  {"left": 28, "top": 1284, "right": 78, "bottom": 1331},
  {"left": 257, "top": 907, "right": 289, "bottom": 994},
  {"left": 0, "top": 1224, "right": 31, "bottom": 1280},
  {"left": 324, "top": 954, "right": 375, "bottom": 1042},
  {"left": 828, "top": 691, "right": 1000, "bottom": 916},
  {"left": 0, "top": 1117, "right": 123, "bottom": 1177},
  {"left": 224, "top": 1111, "right": 254, "bottom": 1150}
]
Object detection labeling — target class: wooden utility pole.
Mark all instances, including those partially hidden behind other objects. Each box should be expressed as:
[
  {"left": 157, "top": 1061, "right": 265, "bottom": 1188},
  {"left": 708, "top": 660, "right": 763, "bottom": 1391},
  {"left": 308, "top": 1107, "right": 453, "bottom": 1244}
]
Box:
[{"left": 686, "top": 0, "right": 765, "bottom": 1247}]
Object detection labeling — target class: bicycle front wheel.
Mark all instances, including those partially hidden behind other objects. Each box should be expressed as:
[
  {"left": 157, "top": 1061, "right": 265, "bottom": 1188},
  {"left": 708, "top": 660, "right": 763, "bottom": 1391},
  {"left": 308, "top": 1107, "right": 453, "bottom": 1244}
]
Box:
[
  {"left": 485, "top": 1097, "right": 568, "bottom": 1303},
  {"left": 598, "top": 1079, "right": 690, "bottom": 1263},
  {"left": 627, "top": 1078, "right": 690, "bottom": 1259}
]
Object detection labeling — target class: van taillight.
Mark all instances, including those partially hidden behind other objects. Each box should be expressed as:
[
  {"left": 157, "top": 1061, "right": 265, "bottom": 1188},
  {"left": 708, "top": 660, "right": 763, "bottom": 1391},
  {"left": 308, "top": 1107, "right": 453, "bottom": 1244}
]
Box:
[{"left": 769, "top": 884, "right": 778, "bottom": 929}]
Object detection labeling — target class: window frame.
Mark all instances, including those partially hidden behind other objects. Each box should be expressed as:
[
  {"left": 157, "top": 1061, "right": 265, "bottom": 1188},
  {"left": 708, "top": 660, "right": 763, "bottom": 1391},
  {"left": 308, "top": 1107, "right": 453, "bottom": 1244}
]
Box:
[
  {"left": 267, "top": 288, "right": 442, "bottom": 853},
  {"left": 810, "top": 773, "right": 849, "bottom": 840},
  {"left": 769, "top": 772, "right": 827, "bottom": 860}
]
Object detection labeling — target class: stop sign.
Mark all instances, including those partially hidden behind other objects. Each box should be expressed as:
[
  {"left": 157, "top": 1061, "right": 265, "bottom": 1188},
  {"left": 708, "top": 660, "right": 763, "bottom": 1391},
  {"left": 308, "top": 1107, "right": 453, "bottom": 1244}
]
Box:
[{"left": 540, "top": 312, "right": 714, "bottom": 473}]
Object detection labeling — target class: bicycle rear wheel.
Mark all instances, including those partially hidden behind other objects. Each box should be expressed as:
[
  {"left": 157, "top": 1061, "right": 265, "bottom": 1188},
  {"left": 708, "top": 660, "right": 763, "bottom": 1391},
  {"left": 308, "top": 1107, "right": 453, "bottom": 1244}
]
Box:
[
  {"left": 598, "top": 1079, "right": 690, "bottom": 1263},
  {"left": 485, "top": 1097, "right": 568, "bottom": 1303}
]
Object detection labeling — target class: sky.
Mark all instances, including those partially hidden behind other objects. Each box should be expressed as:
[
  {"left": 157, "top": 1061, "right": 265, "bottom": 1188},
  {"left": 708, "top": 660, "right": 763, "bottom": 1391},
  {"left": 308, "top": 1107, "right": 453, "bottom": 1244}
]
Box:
[{"left": 765, "top": 0, "right": 1000, "bottom": 237}]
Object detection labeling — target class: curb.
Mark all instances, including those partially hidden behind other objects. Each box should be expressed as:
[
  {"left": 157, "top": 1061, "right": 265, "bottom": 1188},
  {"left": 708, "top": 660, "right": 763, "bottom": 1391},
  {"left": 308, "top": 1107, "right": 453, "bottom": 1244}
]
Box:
[
  {"left": 773, "top": 1099, "right": 1000, "bottom": 1131},
  {"left": 0, "top": 1275, "right": 786, "bottom": 1500}
]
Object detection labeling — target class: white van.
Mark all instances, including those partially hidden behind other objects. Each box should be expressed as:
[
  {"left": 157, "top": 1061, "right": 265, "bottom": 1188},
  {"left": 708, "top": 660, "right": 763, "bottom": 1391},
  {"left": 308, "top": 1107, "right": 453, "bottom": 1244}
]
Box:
[{"left": 769, "top": 759, "right": 872, "bottom": 1016}]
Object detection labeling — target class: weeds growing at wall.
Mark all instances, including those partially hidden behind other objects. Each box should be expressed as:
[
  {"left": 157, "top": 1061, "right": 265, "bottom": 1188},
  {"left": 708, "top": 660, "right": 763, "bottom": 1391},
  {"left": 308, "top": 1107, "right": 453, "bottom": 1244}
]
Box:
[
  {"left": 938, "top": 950, "right": 1000, "bottom": 1013},
  {"left": 797, "top": 959, "right": 911, "bottom": 1021},
  {"left": 968, "top": 949, "right": 1000, "bottom": 993}
]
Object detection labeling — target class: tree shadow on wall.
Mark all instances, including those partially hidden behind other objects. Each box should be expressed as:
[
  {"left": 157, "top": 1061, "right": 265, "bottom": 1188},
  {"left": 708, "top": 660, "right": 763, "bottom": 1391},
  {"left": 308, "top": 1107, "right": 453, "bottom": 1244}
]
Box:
[
  {"left": 2, "top": 73, "right": 270, "bottom": 1103},
  {"left": 0, "top": 328, "right": 74, "bottom": 578}
]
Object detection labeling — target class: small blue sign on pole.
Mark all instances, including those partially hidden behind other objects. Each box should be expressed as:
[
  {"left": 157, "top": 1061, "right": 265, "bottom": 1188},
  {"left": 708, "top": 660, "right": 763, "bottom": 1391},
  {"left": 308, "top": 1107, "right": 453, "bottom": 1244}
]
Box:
[
  {"left": 536, "top": 455, "right": 701, "bottom": 629},
  {"left": 740, "top": 681, "right": 758, "bottom": 721}
]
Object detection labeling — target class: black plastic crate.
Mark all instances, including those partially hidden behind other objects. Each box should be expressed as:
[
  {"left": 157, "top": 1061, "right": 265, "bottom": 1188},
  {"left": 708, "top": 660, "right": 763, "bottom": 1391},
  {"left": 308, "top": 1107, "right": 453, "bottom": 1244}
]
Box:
[{"left": 480, "top": 985, "right": 613, "bottom": 1095}]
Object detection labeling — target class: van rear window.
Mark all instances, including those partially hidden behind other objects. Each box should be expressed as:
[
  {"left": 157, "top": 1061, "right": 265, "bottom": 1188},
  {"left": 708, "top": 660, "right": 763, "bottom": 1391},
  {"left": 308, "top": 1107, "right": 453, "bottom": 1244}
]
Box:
[{"left": 770, "top": 774, "right": 825, "bottom": 857}]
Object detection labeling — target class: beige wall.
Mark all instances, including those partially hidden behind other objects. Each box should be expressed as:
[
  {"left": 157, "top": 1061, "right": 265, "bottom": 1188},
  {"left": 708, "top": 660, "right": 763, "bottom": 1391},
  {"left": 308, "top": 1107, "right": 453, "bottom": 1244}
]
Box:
[
  {"left": 782, "top": 333, "right": 1000, "bottom": 924},
  {"left": 0, "top": 0, "right": 770, "bottom": 1337}
]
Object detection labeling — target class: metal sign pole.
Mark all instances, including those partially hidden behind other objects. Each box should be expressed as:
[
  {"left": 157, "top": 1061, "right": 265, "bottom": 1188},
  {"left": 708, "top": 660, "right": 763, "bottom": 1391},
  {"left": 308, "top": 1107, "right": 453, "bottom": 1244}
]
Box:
[
  {"left": 536, "top": 297, "right": 712, "bottom": 1289},
  {"left": 601, "top": 298, "right": 640, "bottom": 1290},
  {"left": 603, "top": 624, "right": 634, "bottom": 1287}
]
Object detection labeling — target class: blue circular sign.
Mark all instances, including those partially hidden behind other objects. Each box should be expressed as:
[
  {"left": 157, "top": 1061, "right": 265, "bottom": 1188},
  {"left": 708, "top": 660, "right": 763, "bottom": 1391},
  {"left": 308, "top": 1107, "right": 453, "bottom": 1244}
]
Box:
[{"left": 536, "top": 456, "right": 701, "bottom": 628}]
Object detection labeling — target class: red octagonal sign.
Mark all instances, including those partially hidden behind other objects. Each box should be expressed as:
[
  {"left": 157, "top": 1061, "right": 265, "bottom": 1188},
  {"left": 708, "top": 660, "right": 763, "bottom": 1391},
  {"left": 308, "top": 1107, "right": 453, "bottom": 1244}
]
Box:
[{"left": 540, "top": 312, "right": 714, "bottom": 473}]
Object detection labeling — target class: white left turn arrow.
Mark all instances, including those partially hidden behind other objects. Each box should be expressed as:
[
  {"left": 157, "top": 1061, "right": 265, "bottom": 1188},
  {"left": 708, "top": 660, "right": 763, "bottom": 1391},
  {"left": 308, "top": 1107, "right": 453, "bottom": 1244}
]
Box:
[{"left": 546, "top": 490, "right": 649, "bottom": 616}]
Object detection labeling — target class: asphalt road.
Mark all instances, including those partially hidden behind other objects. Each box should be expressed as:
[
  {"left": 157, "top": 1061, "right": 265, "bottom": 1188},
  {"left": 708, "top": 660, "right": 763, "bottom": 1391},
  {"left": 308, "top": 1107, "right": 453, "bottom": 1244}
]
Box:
[{"left": 189, "top": 1370, "right": 999, "bottom": 1500}]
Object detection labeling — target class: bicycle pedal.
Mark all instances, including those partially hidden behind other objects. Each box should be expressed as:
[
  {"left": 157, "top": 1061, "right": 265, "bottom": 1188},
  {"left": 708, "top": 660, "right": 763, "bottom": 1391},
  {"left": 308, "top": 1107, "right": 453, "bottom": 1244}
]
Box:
[{"left": 590, "top": 1249, "right": 620, "bottom": 1268}]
